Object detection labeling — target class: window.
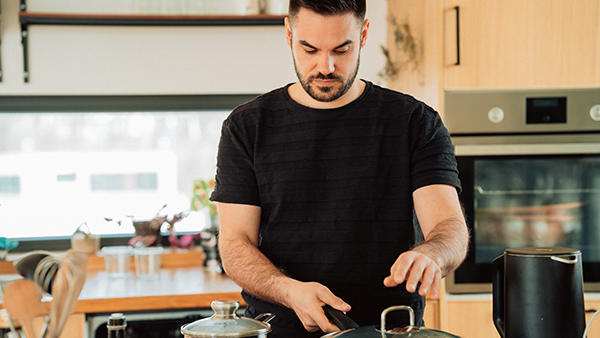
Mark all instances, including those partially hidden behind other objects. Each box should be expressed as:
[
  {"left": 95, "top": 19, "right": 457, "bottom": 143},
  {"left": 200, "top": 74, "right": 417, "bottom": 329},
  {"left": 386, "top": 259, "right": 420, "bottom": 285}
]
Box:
[{"left": 0, "top": 95, "right": 256, "bottom": 251}]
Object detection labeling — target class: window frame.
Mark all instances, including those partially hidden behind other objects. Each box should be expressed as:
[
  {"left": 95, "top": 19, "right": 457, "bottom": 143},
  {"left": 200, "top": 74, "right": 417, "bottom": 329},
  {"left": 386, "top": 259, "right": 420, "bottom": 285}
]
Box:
[{"left": 1, "top": 94, "right": 258, "bottom": 252}]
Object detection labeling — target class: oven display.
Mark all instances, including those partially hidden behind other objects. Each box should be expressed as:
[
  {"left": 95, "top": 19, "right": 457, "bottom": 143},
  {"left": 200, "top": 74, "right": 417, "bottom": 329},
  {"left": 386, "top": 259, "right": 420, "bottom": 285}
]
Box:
[{"left": 526, "top": 97, "right": 567, "bottom": 124}]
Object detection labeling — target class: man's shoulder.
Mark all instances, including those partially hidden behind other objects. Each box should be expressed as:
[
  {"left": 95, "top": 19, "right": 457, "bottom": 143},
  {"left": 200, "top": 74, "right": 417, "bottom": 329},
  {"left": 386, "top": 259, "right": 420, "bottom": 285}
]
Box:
[
  {"left": 231, "top": 85, "right": 290, "bottom": 115},
  {"left": 364, "top": 81, "right": 437, "bottom": 115}
]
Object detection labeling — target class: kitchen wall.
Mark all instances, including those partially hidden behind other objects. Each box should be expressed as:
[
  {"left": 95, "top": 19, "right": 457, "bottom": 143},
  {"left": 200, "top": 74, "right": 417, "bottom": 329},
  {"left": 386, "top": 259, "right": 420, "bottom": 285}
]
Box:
[{"left": 0, "top": 0, "right": 387, "bottom": 95}]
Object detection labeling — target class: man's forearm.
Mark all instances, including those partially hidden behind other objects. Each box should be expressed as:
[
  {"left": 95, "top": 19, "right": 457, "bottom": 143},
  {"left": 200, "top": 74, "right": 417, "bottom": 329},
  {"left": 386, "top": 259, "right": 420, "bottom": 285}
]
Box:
[
  {"left": 219, "top": 236, "right": 296, "bottom": 308},
  {"left": 412, "top": 216, "right": 469, "bottom": 277}
]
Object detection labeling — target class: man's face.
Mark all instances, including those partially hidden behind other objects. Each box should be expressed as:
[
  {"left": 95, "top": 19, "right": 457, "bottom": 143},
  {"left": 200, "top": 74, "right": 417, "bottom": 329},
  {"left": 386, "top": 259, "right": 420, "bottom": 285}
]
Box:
[{"left": 286, "top": 9, "right": 369, "bottom": 103}]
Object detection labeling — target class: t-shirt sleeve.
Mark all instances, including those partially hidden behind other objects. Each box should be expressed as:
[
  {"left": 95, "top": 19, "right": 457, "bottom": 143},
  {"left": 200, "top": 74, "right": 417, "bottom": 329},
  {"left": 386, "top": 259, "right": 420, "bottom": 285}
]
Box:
[
  {"left": 210, "top": 117, "right": 261, "bottom": 206},
  {"left": 409, "top": 105, "right": 461, "bottom": 193}
]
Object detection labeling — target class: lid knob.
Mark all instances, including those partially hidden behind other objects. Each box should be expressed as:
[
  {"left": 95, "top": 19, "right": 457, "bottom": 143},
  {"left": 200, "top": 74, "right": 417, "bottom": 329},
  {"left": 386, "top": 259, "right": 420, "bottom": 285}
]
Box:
[{"left": 210, "top": 300, "right": 240, "bottom": 320}]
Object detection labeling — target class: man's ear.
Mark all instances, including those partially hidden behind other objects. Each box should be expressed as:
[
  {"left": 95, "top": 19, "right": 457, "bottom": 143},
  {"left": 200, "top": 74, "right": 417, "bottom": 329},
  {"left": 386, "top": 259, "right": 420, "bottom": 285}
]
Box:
[
  {"left": 285, "top": 17, "right": 292, "bottom": 47},
  {"left": 360, "top": 19, "right": 370, "bottom": 48}
]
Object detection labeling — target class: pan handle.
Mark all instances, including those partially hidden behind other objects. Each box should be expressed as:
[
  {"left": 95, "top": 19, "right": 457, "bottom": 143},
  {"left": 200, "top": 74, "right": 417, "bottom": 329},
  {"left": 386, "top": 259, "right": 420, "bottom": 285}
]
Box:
[{"left": 323, "top": 305, "right": 360, "bottom": 331}]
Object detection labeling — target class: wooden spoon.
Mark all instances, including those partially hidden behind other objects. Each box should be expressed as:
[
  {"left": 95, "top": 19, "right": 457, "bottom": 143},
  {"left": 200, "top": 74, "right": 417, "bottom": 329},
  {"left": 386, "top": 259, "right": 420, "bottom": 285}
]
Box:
[{"left": 3, "top": 279, "right": 43, "bottom": 338}]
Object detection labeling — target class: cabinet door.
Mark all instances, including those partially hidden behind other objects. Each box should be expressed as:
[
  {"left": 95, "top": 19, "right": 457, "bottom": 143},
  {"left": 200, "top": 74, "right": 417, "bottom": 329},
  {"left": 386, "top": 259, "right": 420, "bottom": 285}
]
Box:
[
  {"left": 424, "top": 299, "right": 440, "bottom": 329},
  {"left": 444, "top": 299, "right": 500, "bottom": 338},
  {"left": 444, "top": 0, "right": 600, "bottom": 89},
  {"left": 584, "top": 299, "right": 600, "bottom": 337}
]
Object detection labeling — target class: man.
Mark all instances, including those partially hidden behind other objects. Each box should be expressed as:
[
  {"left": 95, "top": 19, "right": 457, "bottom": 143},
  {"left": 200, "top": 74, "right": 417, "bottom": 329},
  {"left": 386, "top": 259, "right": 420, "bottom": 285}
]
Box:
[{"left": 210, "top": 1, "right": 469, "bottom": 337}]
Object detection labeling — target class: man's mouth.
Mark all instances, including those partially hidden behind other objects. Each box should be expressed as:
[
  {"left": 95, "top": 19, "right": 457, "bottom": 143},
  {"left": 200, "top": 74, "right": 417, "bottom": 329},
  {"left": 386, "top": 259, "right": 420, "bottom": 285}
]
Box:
[{"left": 313, "top": 78, "right": 338, "bottom": 87}]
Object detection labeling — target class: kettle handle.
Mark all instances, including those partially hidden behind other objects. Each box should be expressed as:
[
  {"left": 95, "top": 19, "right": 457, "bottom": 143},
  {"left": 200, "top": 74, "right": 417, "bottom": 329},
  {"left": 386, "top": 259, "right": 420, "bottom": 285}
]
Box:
[
  {"left": 492, "top": 255, "right": 505, "bottom": 338},
  {"left": 551, "top": 255, "right": 578, "bottom": 264}
]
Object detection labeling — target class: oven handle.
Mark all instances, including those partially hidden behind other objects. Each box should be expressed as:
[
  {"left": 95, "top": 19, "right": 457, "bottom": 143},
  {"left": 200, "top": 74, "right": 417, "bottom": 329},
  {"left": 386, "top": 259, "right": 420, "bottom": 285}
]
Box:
[
  {"left": 475, "top": 186, "right": 600, "bottom": 195},
  {"left": 454, "top": 143, "right": 600, "bottom": 156}
]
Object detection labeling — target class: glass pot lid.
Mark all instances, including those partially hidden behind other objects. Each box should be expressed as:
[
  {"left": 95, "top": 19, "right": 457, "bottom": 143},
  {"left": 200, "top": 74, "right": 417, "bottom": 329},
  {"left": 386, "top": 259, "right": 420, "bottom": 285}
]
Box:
[{"left": 181, "top": 300, "right": 274, "bottom": 337}]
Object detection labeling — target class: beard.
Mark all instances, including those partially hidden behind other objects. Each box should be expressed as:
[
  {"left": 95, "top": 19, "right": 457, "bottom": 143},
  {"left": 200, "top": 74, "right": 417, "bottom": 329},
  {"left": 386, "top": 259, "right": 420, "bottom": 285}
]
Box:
[{"left": 293, "top": 54, "right": 361, "bottom": 103}]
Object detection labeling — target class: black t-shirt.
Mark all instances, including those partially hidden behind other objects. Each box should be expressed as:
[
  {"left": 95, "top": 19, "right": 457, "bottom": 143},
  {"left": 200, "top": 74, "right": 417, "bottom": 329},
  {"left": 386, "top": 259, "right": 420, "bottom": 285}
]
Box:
[{"left": 211, "top": 81, "right": 460, "bottom": 330}]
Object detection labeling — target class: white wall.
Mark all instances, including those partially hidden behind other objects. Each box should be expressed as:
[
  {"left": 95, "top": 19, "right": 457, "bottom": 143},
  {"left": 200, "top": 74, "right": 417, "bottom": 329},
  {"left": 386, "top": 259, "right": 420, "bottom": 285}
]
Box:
[{"left": 0, "top": 0, "right": 387, "bottom": 95}]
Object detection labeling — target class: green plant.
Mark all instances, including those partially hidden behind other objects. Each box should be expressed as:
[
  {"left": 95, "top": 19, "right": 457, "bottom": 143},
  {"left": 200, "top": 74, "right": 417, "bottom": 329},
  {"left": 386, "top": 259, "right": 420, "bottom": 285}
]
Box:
[
  {"left": 191, "top": 179, "right": 217, "bottom": 216},
  {"left": 72, "top": 222, "right": 93, "bottom": 238},
  {"left": 0, "top": 237, "right": 19, "bottom": 259},
  {"left": 0, "top": 237, "right": 18, "bottom": 251},
  {"left": 379, "top": 15, "right": 420, "bottom": 82}
]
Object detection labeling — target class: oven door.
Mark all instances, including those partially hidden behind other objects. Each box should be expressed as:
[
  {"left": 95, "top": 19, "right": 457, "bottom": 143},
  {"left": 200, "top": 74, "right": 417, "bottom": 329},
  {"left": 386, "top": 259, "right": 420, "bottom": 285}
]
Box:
[{"left": 447, "top": 134, "right": 600, "bottom": 293}]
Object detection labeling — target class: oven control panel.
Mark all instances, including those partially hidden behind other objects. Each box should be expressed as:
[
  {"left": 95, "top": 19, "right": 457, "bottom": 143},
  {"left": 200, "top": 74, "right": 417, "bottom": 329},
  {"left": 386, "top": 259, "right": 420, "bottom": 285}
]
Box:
[{"left": 444, "top": 88, "right": 600, "bottom": 134}]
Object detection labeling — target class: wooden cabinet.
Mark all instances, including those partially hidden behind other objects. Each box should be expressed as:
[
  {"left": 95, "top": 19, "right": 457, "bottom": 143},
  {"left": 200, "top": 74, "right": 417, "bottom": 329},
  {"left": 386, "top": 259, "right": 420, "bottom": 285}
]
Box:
[
  {"left": 444, "top": 0, "right": 600, "bottom": 90},
  {"left": 441, "top": 295, "right": 499, "bottom": 338},
  {"left": 439, "top": 295, "right": 600, "bottom": 338},
  {"left": 388, "top": 0, "right": 600, "bottom": 100},
  {"left": 424, "top": 299, "right": 440, "bottom": 329},
  {"left": 584, "top": 298, "right": 600, "bottom": 338}
]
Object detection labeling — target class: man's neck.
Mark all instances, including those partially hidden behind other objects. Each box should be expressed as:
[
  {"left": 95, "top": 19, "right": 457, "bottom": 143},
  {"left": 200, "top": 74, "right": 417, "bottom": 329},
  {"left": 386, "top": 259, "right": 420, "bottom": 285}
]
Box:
[{"left": 288, "top": 79, "right": 366, "bottom": 109}]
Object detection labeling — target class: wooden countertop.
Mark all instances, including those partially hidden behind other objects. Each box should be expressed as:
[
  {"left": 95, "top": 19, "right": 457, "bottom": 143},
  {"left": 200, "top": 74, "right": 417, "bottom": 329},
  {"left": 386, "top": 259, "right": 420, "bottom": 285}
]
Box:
[
  {"left": 1, "top": 248, "right": 244, "bottom": 314},
  {"left": 74, "top": 267, "right": 243, "bottom": 313}
]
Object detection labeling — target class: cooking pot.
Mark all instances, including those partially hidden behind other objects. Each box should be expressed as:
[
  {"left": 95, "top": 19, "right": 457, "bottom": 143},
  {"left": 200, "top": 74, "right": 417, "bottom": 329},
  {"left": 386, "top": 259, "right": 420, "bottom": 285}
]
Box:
[
  {"left": 181, "top": 300, "right": 275, "bottom": 338},
  {"left": 320, "top": 305, "right": 462, "bottom": 338}
]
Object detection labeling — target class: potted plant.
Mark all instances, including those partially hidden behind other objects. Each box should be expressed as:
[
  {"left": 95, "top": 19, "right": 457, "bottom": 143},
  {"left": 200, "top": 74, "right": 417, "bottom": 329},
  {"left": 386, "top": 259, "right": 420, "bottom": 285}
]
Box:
[
  {"left": 71, "top": 222, "right": 100, "bottom": 254},
  {"left": 0, "top": 237, "right": 19, "bottom": 260},
  {"left": 190, "top": 178, "right": 222, "bottom": 271},
  {"left": 191, "top": 179, "right": 218, "bottom": 228}
]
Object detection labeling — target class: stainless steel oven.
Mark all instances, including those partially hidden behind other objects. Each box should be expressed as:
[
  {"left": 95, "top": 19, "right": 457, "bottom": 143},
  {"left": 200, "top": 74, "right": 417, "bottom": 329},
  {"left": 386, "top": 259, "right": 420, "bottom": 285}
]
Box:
[{"left": 443, "top": 88, "right": 600, "bottom": 293}]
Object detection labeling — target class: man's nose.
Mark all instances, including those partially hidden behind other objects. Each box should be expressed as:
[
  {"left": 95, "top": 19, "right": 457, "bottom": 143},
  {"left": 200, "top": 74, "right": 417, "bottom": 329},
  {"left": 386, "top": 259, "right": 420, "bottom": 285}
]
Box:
[{"left": 316, "top": 53, "right": 335, "bottom": 75}]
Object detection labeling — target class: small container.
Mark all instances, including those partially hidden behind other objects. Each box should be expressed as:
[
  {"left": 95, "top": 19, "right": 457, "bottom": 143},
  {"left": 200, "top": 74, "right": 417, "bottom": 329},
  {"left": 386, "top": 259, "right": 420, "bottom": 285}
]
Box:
[
  {"left": 107, "top": 313, "right": 127, "bottom": 338},
  {"left": 101, "top": 246, "right": 133, "bottom": 278},
  {"left": 71, "top": 233, "right": 100, "bottom": 254},
  {"left": 133, "top": 247, "right": 164, "bottom": 279},
  {"left": 266, "top": 0, "right": 287, "bottom": 15}
]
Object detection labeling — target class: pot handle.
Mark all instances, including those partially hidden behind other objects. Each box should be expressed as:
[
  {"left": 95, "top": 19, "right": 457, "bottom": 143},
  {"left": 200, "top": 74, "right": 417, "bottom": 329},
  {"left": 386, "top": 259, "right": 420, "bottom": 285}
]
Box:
[
  {"left": 253, "top": 313, "right": 276, "bottom": 324},
  {"left": 492, "top": 254, "right": 505, "bottom": 338},
  {"left": 323, "top": 305, "right": 360, "bottom": 330},
  {"left": 380, "top": 305, "right": 416, "bottom": 334}
]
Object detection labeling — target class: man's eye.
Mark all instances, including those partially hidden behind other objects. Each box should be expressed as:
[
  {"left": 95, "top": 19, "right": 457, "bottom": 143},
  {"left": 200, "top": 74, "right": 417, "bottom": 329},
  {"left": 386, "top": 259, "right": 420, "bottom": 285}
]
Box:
[
  {"left": 305, "top": 49, "right": 317, "bottom": 54},
  {"left": 335, "top": 48, "right": 349, "bottom": 55}
]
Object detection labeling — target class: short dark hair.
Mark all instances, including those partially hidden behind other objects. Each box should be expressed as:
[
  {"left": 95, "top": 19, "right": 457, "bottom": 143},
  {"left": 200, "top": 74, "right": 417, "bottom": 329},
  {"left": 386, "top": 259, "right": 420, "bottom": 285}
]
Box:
[{"left": 288, "top": 0, "right": 366, "bottom": 22}]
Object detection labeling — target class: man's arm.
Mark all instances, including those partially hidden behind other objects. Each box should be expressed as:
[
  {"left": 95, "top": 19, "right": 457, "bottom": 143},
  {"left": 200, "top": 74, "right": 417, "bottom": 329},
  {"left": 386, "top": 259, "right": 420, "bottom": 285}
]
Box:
[
  {"left": 217, "top": 202, "right": 351, "bottom": 333},
  {"left": 383, "top": 184, "right": 469, "bottom": 299}
]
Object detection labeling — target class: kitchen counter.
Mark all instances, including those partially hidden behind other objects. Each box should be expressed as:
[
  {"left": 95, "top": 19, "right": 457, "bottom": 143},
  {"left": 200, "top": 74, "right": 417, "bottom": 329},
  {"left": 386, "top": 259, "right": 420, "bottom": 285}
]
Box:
[
  {"left": 74, "top": 267, "right": 243, "bottom": 313},
  {"left": 0, "top": 248, "right": 244, "bottom": 314}
]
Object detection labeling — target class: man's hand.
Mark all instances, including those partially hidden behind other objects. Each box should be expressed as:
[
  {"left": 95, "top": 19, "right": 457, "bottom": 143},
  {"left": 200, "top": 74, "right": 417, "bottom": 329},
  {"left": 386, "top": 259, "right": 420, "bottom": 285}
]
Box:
[
  {"left": 284, "top": 280, "right": 351, "bottom": 333},
  {"left": 383, "top": 185, "right": 469, "bottom": 300},
  {"left": 383, "top": 250, "right": 442, "bottom": 299},
  {"left": 218, "top": 202, "right": 352, "bottom": 334}
]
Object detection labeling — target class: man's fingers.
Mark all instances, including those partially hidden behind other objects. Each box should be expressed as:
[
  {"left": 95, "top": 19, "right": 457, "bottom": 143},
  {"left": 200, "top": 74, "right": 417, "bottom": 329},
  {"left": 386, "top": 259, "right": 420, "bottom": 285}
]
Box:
[
  {"left": 405, "top": 256, "right": 429, "bottom": 293},
  {"left": 426, "top": 270, "right": 442, "bottom": 299},
  {"left": 384, "top": 251, "right": 443, "bottom": 298},
  {"left": 384, "top": 254, "right": 413, "bottom": 287},
  {"left": 322, "top": 295, "right": 351, "bottom": 313}
]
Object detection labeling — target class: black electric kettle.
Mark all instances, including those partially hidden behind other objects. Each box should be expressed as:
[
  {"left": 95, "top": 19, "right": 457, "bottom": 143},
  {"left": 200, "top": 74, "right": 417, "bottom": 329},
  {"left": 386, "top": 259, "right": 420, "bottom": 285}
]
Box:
[{"left": 493, "top": 247, "right": 586, "bottom": 338}]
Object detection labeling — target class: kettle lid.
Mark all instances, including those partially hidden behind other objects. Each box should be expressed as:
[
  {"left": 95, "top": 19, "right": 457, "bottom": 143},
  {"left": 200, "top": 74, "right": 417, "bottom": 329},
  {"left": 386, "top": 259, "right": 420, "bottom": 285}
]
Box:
[{"left": 505, "top": 247, "right": 580, "bottom": 257}]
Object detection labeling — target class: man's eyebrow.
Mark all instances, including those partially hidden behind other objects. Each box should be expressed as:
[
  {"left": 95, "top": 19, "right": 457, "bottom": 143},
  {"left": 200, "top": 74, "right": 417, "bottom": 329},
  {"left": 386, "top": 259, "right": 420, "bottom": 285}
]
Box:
[{"left": 298, "top": 39, "right": 354, "bottom": 50}]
